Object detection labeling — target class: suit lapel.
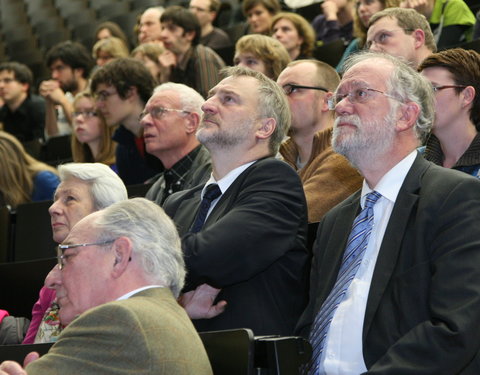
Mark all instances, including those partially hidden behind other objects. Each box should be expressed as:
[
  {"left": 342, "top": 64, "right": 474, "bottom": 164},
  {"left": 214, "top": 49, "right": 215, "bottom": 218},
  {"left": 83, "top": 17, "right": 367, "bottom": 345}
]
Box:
[
  {"left": 173, "top": 192, "right": 202, "bottom": 235},
  {"left": 363, "top": 154, "right": 429, "bottom": 338}
]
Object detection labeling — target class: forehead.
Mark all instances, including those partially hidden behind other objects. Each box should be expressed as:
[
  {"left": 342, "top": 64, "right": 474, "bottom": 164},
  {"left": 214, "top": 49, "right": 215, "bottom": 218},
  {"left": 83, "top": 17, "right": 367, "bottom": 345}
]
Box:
[
  {"left": 147, "top": 90, "right": 180, "bottom": 107},
  {"left": 142, "top": 9, "right": 162, "bottom": 22},
  {"left": 0, "top": 70, "right": 14, "bottom": 77},
  {"left": 75, "top": 97, "right": 95, "bottom": 107},
  {"left": 274, "top": 18, "right": 295, "bottom": 28},
  {"left": 341, "top": 59, "right": 393, "bottom": 89},
  {"left": 191, "top": 0, "right": 211, "bottom": 8},
  {"left": 278, "top": 62, "right": 317, "bottom": 85},
  {"left": 211, "top": 75, "right": 260, "bottom": 99},
  {"left": 64, "top": 212, "right": 99, "bottom": 244},
  {"left": 420, "top": 66, "right": 454, "bottom": 83},
  {"left": 55, "top": 178, "right": 92, "bottom": 200},
  {"left": 94, "top": 83, "right": 115, "bottom": 92},
  {"left": 249, "top": 4, "right": 268, "bottom": 13},
  {"left": 368, "top": 17, "right": 400, "bottom": 35},
  {"left": 50, "top": 59, "right": 69, "bottom": 70}
]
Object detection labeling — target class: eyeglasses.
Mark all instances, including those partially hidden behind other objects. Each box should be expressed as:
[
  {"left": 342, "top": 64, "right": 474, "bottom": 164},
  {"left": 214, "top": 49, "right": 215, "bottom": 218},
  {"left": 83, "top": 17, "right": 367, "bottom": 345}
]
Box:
[
  {"left": 94, "top": 90, "right": 118, "bottom": 102},
  {"left": 57, "top": 240, "right": 115, "bottom": 270},
  {"left": 72, "top": 110, "right": 98, "bottom": 118},
  {"left": 366, "top": 28, "right": 413, "bottom": 49},
  {"left": 0, "top": 78, "right": 15, "bottom": 84},
  {"left": 327, "top": 87, "right": 402, "bottom": 110},
  {"left": 139, "top": 107, "right": 191, "bottom": 121},
  {"left": 282, "top": 84, "right": 329, "bottom": 96},
  {"left": 432, "top": 85, "right": 467, "bottom": 93}
]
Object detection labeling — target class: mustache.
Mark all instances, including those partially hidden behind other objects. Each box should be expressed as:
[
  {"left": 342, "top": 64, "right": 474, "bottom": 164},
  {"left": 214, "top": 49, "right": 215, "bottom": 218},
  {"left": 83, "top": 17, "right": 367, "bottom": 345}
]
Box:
[{"left": 334, "top": 115, "right": 362, "bottom": 127}]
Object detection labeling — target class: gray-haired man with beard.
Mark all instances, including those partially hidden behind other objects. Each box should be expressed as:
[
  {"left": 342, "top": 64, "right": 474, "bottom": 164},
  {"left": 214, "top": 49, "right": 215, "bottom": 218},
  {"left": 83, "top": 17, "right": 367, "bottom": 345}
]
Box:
[
  {"left": 297, "top": 51, "right": 480, "bottom": 374},
  {"left": 163, "top": 66, "right": 309, "bottom": 336}
]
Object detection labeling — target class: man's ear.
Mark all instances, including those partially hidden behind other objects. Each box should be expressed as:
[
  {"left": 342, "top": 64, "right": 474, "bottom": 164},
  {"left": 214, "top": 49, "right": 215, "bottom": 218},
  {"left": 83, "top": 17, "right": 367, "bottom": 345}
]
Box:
[
  {"left": 126, "top": 86, "right": 138, "bottom": 100},
  {"left": 256, "top": 118, "right": 276, "bottom": 140},
  {"left": 111, "top": 237, "right": 133, "bottom": 278},
  {"left": 413, "top": 28, "right": 426, "bottom": 49},
  {"left": 185, "top": 112, "right": 200, "bottom": 133},
  {"left": 396, "top": 101, "right": 420, "bottom": 132},
  {"left": 461, "top": 86, "right": 476, "bottom": 109},
  {"left": 184, "top": 30, "right": 196, "bottom": 43}
]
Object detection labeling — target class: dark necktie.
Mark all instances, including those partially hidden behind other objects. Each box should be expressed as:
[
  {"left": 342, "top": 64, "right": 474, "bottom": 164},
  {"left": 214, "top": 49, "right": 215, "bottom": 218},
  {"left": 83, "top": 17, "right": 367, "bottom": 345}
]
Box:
[
  {"left": 308, "top": 191, "right": 382, "bottom": 374},
  {"left": 190, "top": 183, "right": 222, "bottom": 233}
]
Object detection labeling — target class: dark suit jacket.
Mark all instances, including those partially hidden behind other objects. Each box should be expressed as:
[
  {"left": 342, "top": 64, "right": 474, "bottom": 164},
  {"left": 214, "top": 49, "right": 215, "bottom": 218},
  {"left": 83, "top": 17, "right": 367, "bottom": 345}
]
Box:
[
  {"left": 296, "top": 153, "right": 480, "bottom": 374},
  {"left": 164, "top": 158, "right": 310, "bottom": 335},
  {"left": 26, "top": 288, "right": 213, "bottom": 375}
]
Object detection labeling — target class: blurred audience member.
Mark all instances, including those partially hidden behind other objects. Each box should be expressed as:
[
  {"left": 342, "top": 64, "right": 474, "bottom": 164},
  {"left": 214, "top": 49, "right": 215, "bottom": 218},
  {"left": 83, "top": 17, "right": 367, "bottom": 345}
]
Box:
[
  {"left": 189, "top": 0, "right": 232, "bottom": 50},
  {"left": 71, "top": 91, "right": 117, "bottom": 171},
  {"left": 131, "top": 42, "right": 165, "bottom": 84},
  {"left": 141, "top": 83, "right": 211, "bottom": 205},
  {"left": 159, "top": 6, "right": 225, "bottom": 98},
  {"left": 419, "top": 48, "right": 480, "bottom": 177},
  {"left": 91, "top": 58, "right": 162, "bottom": 185},
  {"left": 277, "top": 60, "right": 362, "bottom": 222},
  {"left": 400, "top": 0, "right": 475, "bottom": 48},
  {"left": 22, "top": 163, "right": 128, "bottom": 344},
  {"left": 92, "top": 37, "right": 130, "bottom": 68},
  {"left": 234, "top": 34, "right": 291, "bottom": 80},
  {"left": 0, "top": 131, "right": 59, "bottom": 208},
  {"left": 95, "top": 21, "right": 130, "bottom": 48},
  {"left": 367, "top": 8, "right": 436, "bottom": 68},
  {"left": 336, "top": 0, "right": 400, "bottom": 72},
  {"left": 138, "top": 7, "right": 165, "bottom": 45},
  {"left": 271, "top": 12, "right": 315, "bottom": 60},
  {"left": 243, "top": 0, "right": 281, "bottom": 34},
  {"left": 0, "top": 62, "right": 45, "bottom": 146},
  {"left": 312, "top": 0, "right": 355, "bottom": 45},
  {"left": 39, "top": 42, "right": 94, "bottom": 139}
]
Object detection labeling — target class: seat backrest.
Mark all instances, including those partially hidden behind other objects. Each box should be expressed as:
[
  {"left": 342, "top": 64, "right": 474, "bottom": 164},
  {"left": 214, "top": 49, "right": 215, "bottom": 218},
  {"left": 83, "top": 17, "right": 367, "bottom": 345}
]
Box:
[
  {"left": 0, "top": 206, "right": 12, "bottom": 263},
  {"left": 0, "top": 257, "right": 57, "bottom": 317},
  {"left": 13, "top": 200, "right": 55, "bottom": 262},
  {"left": 0, "top": 343, "right": 53, "bottom": 362},
  {"left": 199, "top": 328, "right": 255, "bottom": 375}
]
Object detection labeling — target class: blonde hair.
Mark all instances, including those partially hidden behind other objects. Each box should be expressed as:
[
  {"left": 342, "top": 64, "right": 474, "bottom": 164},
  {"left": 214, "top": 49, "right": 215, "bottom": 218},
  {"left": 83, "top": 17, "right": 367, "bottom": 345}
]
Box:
[
  {"left": 0, "top": 131, "right": 58, "bottom": 208},
  {"left": 71, "top": 91, "right": 117, "bottom": 167},
  {"left": 235, "top": 34, "right": 291, "bottom": 80},
  {"left": 92, "top": 37, "right": 129, "bottom": 60}
]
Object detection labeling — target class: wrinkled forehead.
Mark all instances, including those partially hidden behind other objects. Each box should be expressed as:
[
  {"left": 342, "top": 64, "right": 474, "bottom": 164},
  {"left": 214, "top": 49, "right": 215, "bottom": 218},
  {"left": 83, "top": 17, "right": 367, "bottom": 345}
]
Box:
[
  {"left": 209, "top": 75, "right": 260, "bottom": 98},
  {"left": 340, "top": 59, "right": 393, "bottom": 90},
  {"left": 147, "top": 90, "right": 180, "bottom": 107}
]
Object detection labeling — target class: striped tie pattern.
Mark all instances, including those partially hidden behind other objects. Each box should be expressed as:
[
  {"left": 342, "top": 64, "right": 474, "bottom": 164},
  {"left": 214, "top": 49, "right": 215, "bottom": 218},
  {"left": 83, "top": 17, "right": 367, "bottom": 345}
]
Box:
[
  {"left": 308, "top": 191, "right": 382, "bottom": 375},
  {"left": 190, "top": 183, "right": 222, "bottom": 233}
]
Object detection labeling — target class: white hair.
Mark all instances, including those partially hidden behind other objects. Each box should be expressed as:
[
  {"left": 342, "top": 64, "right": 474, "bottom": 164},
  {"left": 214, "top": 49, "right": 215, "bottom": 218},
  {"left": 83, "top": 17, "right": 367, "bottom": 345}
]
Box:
[
  {"left": 95, "top": 198, "right": 185, "bottom": 297},
  {"left": 58, "top": 163, "right": 128, "bottom": 210},
  {"left": 153, "top": 82, "right": 204, "bottom": 115}
]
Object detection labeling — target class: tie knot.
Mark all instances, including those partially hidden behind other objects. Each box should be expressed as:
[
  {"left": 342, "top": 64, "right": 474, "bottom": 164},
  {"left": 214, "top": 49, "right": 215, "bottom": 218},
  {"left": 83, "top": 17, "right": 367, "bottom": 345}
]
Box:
[
  {"left": 203, "top": 183, "right": 221, "bottom": 202},
  {"left": 364, "top": 191, "right": 382, "bottom": 209}
]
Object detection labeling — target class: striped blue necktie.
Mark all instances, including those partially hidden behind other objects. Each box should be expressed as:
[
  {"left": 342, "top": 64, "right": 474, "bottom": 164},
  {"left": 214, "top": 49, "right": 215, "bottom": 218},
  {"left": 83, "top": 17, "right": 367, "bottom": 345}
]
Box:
[{"left": 308, "top": 191, "right": 382, "bottom": 374}]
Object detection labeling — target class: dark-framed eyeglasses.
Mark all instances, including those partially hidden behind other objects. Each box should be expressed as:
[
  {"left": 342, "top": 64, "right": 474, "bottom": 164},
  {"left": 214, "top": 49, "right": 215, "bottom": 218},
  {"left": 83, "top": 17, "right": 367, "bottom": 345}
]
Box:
[
  {"left": 57, "top": 240, "right": 115, "bottom": 270},
  {"left": 432, "top": 85, "right": 467, "bottom": 93},
  {"left": 139, "top": 107, "right": 191, "bottom": 122},
  {"left": 327, "top": 87, "right": 402, "bottom": 110},
  {"left": 282, "top": 83, "right": 329, "bottom": 96},
  {"left": 94, "top": 90, "right": 118, "bottom": 102}
]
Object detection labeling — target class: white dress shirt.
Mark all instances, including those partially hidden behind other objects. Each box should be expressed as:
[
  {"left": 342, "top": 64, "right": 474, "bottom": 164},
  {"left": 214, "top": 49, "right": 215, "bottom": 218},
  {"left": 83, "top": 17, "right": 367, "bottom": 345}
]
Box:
[{"left": 319, "top": 151, "right": 417, "bottom": 375}]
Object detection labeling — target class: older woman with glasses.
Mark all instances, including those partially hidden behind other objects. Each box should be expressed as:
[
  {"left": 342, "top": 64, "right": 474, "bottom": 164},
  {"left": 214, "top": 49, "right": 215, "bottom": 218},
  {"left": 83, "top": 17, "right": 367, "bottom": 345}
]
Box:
[
  {"left": 22, "top": 163, "right": 127, "bottom": 344},
  {"left": 418, "top": 48, "right": 480, "bottom": 177}
]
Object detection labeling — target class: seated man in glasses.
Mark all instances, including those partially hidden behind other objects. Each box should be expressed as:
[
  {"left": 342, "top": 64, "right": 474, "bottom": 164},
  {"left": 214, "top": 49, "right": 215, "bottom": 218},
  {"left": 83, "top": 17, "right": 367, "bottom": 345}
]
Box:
[
  {"left": 366, "top": 7, "right": 436, "bottom": 69},
  {"left": 0, "top": 198, "right": 212, "bottom": 375},
  {"left": 141, "top": 83, "right": 211, "bottom": 205},
  {"left": 277, "top": 60, "right": 362, "bottom": 223},
  {"left": 297, "top": 51, "right": 480, "bottom": 374}
]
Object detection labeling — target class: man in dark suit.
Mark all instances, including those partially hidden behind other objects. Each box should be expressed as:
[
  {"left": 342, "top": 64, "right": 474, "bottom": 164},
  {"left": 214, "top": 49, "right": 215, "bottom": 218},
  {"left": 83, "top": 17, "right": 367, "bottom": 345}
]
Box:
[
  {"left": 0, "top": 198, "right": 212, "bottom": 375},
  {"left": 164, "top": 66, "right": 309, "bottom": 336},
  {"left": 297, "top": 50, "right": 480, "bottom": 374}
]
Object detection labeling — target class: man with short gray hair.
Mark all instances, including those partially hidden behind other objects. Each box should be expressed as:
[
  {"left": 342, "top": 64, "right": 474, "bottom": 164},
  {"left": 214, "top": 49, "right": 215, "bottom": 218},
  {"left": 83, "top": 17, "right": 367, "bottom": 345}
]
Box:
[
  {"left": 297, "top": 51, "right": 480, "bottom": 374},
  {"left": 142, "top": 83, "right": 211, "bottom": 205},
  {"left": 1, "top": 198, "right": 213, "bottom": 375},
  {"left": 164, "top": 66, "right": 309, "bottom": 335}
]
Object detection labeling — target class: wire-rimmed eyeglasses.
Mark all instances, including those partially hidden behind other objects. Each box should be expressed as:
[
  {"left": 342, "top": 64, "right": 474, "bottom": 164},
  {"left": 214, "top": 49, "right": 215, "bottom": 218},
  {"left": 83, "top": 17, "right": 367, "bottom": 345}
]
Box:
[
  {"left": 56, "top": 240, "right": 115, "bottom": 270},
  {"left": 139, "top": 107, "right": 191, "bottom": 122},
  {"left": 327, "top": 87, "right": 403, "bottom": 110}
]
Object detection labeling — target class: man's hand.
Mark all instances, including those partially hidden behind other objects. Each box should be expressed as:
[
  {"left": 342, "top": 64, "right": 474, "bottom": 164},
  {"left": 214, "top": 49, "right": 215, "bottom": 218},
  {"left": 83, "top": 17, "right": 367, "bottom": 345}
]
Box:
[
  {"left": 179, "top": 284, "right": 227, "bottom": 319},
  {"left": 0, "top": 352, "right": 39, "bottom": 375},
  {"left": 399, "top": 0, "right": 433, "bottom": 18},
  {"left": 39, "top": 80, "right": 66, "bottom": 105},
  {"left": 322, "top": 0, "right": 339, "bottom": 21}
]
